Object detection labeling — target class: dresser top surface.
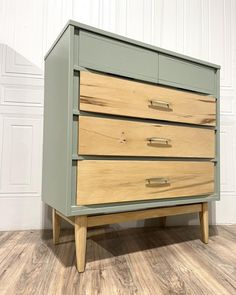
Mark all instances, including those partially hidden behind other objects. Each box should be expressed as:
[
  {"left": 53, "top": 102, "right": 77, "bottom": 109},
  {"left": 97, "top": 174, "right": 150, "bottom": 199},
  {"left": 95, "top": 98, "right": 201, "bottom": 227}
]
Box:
[{"left": 45, "top": 20, "right": 220, "bottom": 69}]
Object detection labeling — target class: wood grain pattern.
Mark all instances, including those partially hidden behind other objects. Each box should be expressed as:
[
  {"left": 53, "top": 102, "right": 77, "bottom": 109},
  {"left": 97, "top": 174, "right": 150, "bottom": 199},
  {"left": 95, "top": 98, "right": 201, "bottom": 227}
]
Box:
[
  {"left": 54, "top": 204, "right": 201, "bottom": 229},
  {"left": 80, "top": 71, "right": 216, "bottom": 126},
  {"left": 0, "top": 226, "right": 235, "bottom": 295},
  {"left": 199, "top": 202, "right": 209, "bottom": 243},
  {"left": 77, "top": 160, "right": 214, "bottom": 205},
  {"left": 75, "top": 216, "right": 87, "bottom": 272},
  {"left": 78, "top": 115, "right": 215, "bottom": 158},
  {"left": 87, "top": 203, "right": 202, "bottom": 227},
  {"left": 52, "top": 208, "right": 61, "bottom": 244}
]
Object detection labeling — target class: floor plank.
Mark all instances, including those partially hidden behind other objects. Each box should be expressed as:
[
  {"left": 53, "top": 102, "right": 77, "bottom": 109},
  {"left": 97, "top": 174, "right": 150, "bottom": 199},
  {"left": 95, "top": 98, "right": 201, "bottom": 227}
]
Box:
[{"left": 0, "top": 226, "right": 235, "bottom": 295}]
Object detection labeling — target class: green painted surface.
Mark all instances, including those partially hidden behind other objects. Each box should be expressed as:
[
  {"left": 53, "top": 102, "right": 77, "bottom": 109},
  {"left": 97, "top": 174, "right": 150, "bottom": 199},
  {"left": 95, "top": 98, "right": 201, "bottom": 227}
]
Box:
[
  {"left": 215, "top": 69, "right": 220, "bottom": 199},
  {"left": 78, "top": 30, "right": 158, "bottom": 83},
  {"left": 43, "top": 21, "right": 220, "bottom": 217},
  {"left": 70, "top": 195, "right": 218, "bottom": 216},
  {"left": 42, "top": 26, "right": 74, "bottom": 215},
  {"left": 159, "top": 54, "right": 216, "bottom": 94},
  {"left": 45, "top": 20, "right": 220, "bottom": 70}
]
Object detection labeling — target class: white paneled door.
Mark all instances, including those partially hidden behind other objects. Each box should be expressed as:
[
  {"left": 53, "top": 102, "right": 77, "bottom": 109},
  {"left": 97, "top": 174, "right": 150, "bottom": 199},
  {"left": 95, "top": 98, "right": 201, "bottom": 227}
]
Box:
[
  {"left": 0, "top": 44, "right": 43, "bottom": 229},
  {"left": 0, "top": 0, "right": 235, "bottom": 229}
]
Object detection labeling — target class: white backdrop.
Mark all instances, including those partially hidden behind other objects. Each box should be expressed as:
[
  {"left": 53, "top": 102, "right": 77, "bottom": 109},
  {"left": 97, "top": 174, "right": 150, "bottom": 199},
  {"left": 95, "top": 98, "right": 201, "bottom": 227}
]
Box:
[{"left": 0, "top": 0, "right": 235, "bottom": 230}]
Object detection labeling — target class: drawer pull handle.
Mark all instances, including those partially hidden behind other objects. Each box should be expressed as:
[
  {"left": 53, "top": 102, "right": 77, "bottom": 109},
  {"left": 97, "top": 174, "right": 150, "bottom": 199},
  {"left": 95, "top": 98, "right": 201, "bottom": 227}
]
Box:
[
  {"left": 149, "top": 99, "right": 172, "bottom": 110},
  {"left": 146, "top": 177, "right": 170, "bottom": 186},
  {"left": 147, "top": 137, "right": 171, "bottom": 146}
]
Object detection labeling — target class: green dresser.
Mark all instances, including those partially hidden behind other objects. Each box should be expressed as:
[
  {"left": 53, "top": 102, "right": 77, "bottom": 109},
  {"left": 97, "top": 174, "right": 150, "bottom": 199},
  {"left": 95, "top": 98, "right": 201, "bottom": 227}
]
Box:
[{"left": 43, "top": 20, "right": 220, "bottom": 272}]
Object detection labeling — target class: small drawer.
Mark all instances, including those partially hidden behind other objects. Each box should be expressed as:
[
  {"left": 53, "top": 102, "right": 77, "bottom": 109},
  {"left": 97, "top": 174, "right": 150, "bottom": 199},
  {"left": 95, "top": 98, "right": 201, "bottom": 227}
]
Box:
[
  {"left": 77, "top": 160, "right": 214, "bottom": 205},
  {"left": 78, "top": 30, "right": 158, "bottom": 82},
  {"left": 78, "top": 116, "right": 215, "bottom": 158},
  {"left": 80, "top": 71, "right": 216, "bottom": 126},
  {"left": 159, "top": 54, "right": 216, "bottom": 94}
]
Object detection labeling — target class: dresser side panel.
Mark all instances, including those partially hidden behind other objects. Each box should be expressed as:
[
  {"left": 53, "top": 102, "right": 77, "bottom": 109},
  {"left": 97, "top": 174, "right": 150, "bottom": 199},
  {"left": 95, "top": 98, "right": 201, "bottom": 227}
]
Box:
[
  {"left": 42, "top": 27, "right": 73, "bottom": 215},
  {"left": 215, "top": 69, "right": 220, "bottom": 200}
]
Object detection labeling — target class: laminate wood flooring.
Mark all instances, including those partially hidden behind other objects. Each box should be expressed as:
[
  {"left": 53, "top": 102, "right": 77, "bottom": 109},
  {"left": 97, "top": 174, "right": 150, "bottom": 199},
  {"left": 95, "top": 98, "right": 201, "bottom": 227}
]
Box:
[{"left": 0, "top": 225, "right": 235, "bottom": 295}]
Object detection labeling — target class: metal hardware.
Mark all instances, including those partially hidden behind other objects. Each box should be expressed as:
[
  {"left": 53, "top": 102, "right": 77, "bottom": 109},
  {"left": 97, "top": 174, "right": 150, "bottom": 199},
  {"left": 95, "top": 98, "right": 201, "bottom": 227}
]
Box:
[
  {"left": 146, "top": 177, "right": 170, "bottom": 186},
  {"left": 147, "top": 137, "right": 171, "bottom": 145},
  {"left": 149, "top": 99, "right": 172, "bottom": 110}
]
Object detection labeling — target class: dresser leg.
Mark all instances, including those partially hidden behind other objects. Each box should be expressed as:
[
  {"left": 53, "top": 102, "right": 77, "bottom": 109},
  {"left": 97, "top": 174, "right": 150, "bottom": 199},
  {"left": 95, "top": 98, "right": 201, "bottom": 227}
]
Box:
[
  {"left": 199, "top": 202, "right": 209, "bottom": 244},
  {"left": 160, "top": 216, "right": 167, "bottom": 228},
  {"left": 75, "top": 216, "right": 88, "bottom": 273},
  {"left": 52, "top": 208, "right": 61, "bottom": 245}
]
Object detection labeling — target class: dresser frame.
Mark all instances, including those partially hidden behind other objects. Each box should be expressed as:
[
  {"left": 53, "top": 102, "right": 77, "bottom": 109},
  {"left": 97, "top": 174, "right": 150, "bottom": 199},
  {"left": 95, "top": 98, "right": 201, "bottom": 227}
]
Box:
[{"left": 43, "top": 21, "right": 220, "bottom": 272}]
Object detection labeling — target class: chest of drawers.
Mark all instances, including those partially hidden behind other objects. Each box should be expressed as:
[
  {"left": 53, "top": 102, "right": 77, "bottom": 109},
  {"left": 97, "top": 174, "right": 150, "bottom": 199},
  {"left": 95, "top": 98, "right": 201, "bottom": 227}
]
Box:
[{"left": 42, "top": 20, "right": 220, "bottom": 272}]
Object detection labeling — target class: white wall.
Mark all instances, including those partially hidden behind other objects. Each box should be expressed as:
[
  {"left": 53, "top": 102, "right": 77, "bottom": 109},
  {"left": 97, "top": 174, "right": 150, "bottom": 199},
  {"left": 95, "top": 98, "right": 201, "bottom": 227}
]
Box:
[{"left": 0, "top": 0, "right": 235, "bottom": 230}]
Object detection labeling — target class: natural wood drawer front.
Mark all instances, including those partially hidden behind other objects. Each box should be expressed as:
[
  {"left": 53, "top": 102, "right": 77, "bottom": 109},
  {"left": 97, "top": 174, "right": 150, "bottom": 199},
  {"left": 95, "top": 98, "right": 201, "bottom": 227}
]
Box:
[
  {"left": 78, "top": 116, "right": 215, "bottom": 158},
  {"left": 77, "top": 161, "right": 214, "bottom": 205},
  {"left": 80, "top": 71, "right": 216, "bottom": 126}
]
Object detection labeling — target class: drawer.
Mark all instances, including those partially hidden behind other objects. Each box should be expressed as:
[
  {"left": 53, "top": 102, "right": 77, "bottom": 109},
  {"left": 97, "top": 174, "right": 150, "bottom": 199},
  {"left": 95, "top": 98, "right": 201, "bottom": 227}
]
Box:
[
  {"left": 159, "top": 54, "right": 216, "bottom": 94},
  {"left": 78, "top": 30, "right": 158, "bottom": 82},
  {"left": 80, "top": 71, "right": 216, "bottom": 126},
  {"left": 77, "top": 161, "right": 214, "bottom": 205},
  {"left": 78, "top": 116, "right": 215, "bottom": 158}
]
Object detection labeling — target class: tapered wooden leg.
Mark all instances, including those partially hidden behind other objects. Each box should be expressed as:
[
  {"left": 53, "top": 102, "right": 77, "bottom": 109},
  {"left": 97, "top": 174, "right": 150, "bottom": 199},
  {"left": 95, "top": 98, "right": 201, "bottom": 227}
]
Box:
[
  {"left": 160, "top": 216, "right": 167, "bottom": 228},
  {"left": 75, "top": 216, "right": 87, "bottom": 272},
  {"left": 199, "top": 202, "right": 209, "bottom": 244},
  {"left": 52, "top": 208, "right": 61, "bottom": 245}
]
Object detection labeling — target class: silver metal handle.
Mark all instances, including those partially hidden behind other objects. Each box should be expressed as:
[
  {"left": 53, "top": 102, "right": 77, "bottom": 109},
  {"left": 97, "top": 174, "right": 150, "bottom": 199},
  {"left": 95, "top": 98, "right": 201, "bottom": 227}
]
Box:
[
  {"left": 149, "top": 99, "right": 172, "bottom": 110},
  {"left": 146, "top": 177, "right": 170, "bottom": 186},
  {"left": 147, "top": 137, "right": 171, "bottom": 146}
]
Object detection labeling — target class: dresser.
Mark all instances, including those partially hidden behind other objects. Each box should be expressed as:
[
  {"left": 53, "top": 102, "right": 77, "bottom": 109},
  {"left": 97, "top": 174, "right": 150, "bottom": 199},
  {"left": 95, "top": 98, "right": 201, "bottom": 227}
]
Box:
[{"left": 43, "top": 20, "right": 220, "bottom": 272}]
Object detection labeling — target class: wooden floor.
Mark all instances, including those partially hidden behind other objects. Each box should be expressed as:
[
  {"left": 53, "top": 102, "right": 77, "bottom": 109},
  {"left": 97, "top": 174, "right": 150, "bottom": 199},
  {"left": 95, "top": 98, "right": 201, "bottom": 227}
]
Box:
[{"left": 0, "top": 225, "right": 236, "bottom": 295}]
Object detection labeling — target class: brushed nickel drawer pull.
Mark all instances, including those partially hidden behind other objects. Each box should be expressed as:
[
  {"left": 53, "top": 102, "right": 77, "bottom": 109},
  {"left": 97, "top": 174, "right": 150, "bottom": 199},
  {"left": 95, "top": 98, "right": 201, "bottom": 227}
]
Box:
[
  {"left": 146, "top": 177, "right": 170, "bottom": 186},
  {"left": 149, "top": 99, "right": 172, "bottom": 110},
  {"left": 147, "top": 137, "right": 171, "bottom": 145}
]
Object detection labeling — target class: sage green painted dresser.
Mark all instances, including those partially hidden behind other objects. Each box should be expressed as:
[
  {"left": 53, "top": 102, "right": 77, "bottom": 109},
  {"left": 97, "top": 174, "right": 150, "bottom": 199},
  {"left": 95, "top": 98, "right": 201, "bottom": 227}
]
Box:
[{"left": 43, "top": 20, "right": 220, "bottom": 272}]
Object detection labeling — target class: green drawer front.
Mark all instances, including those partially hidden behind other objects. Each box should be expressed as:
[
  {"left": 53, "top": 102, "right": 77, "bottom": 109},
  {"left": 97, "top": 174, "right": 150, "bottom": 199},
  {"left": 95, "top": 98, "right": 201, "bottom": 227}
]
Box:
[
  {"left": 159, "top": 54, "right": 216, "bottom": 94},
  {"left": 78, "top": 30, "right": 158, "bottom": 83}
]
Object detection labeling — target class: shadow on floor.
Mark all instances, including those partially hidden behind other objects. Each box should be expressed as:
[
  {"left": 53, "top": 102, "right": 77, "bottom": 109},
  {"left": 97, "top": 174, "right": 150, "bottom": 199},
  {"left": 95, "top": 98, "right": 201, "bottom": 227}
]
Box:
[{"left": 41, "top": 225, "right": 219, "bottom": 268}]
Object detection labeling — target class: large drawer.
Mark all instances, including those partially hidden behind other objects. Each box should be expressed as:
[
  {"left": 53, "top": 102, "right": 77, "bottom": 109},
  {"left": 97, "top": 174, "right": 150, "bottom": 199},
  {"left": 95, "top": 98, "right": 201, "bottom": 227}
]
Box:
[
  {"left": 78, "top": 30, "right": 158, "bottom": 82},
  {"left": 77, "top": 161, "right": 214, "bottom": 205},
  {"left": 80, "top": 71, "right": 216, "bottom": 126},
  {"left": 78, "top": 116, "right": 215, "bottom": 158},
  {"left": 159, "top": 54, "right": 216, "bottom": 94}
]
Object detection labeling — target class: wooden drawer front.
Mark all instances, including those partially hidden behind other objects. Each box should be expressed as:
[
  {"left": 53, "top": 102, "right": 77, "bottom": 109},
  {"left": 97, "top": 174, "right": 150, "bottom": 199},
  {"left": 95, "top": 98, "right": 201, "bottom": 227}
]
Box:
[
  {"left": 78, "top": 31, "right": 158, "bottom": 82},
  {"left": 78, "top": 116, "right": 215, "bottom": 158},
  {"left": 80, "top": 71, "right": 216, "bottom": 126},
  {"left": 77, "top": 161, "right": 214, "bottom": 205},
  {"left": 159, "top": 54, "right": 216, "bottom": 94}
]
